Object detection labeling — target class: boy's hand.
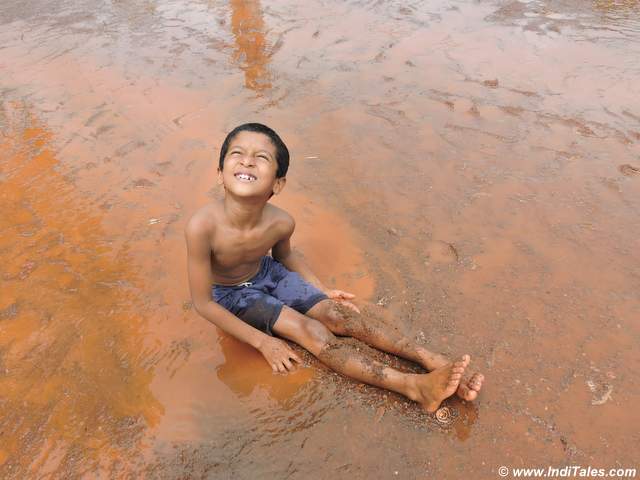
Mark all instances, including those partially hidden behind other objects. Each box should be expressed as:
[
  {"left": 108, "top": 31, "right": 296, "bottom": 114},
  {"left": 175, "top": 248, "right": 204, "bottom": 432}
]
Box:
[
  {"left": 257, "top": 336, "right": 302, "bottom": 373},
  {"left": 324, "top": 289, "right": 360, "bottom": 314}
]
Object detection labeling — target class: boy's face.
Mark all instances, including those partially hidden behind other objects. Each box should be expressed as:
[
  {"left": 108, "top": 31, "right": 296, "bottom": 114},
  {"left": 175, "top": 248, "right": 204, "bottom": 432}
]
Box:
[{"left": 217, "top": 130, "right": 285, "bottom": 198}]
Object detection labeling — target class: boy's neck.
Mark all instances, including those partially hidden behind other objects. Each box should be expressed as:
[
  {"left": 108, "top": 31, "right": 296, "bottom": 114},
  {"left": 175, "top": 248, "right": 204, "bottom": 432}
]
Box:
[{"left": 222, "top": 193, "right": 267, "bottom": 230}]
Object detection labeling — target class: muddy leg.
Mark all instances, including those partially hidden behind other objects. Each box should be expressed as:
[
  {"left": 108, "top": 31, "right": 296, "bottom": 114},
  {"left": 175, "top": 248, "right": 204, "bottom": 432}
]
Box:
[
  {"left": 272, "top": 306, "right": 467, "bottom": 412},
  {"left": 306, "top": 300, "right": 484, "bottom": 401},
  {"left": 317, "top": 342, "right": 471, "bottom": 413}
]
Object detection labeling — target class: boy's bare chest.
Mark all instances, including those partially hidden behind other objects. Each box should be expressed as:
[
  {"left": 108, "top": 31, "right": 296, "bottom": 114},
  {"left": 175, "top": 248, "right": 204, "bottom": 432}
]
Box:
[
  {"left": 213, "top": 231, "right": 273, "bottom": 261},
  {"left": 209, "top": 225, "right": 279, "bottom": 279}
]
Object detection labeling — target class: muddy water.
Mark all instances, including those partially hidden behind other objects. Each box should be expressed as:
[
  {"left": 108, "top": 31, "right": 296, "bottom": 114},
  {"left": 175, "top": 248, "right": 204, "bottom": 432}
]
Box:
[{"left": 1, "top": 0, "right": 639, "bottom": 478}]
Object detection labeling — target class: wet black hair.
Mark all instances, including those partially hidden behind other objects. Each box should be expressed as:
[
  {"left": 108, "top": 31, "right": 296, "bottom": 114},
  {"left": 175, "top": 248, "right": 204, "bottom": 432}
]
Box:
[{"left": 218, "top": 123, "right": 289, "bottom": 178}]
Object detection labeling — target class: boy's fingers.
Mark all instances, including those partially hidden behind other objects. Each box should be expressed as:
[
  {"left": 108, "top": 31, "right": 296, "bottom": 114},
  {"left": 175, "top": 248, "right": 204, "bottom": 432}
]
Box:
[
  {"left": 283, "top": 359, "right": 294, "bottom": 371},
  {"left": 285, "top": 344, "right": 298, "bottom": 358},
  {"left": 332, "top": 290, "right": 355, "bottom": 299},
  {"left": 341, "top": 301, "right": 360, "bottom": 314},
  {"left": 328, "top": 290, "right": 356, "bottom": 300},
  {"left": 289, "top": 351, "right": 302, "bottom": 363}
]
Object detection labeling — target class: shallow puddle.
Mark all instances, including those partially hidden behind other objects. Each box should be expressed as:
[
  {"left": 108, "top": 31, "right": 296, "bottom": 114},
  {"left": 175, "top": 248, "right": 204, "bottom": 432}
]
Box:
[{"left": 1, "top": 0, "right": 639, "bottom": 478}]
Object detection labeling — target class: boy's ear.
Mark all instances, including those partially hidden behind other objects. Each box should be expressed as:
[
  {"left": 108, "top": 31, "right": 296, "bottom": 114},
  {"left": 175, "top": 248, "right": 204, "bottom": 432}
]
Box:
[
  {"left": 217, "top": 168, "right": 224, "bottom": 185},
  {"left": 272, "top": 176, "right": 286, "bottom": 196}
]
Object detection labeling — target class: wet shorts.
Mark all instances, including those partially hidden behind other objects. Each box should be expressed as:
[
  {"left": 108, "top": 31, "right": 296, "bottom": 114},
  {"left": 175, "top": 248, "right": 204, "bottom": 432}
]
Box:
[{"left": 211, "top": 256, "right": 329, "bottom": 336}]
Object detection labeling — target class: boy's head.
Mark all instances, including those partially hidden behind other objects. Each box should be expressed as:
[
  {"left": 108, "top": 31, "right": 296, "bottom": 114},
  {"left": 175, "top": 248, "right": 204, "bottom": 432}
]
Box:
[
  {"left": 218, "top": 123, "right": 289, "bottom": 178},
  {"left": 217, "top": 123, "right": 289, "bottom": 200}
]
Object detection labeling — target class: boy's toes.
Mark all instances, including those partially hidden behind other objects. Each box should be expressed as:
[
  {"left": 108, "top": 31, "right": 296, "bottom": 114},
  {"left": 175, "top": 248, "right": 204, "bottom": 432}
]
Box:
[
  {"left": 456, "top": 382, "right": 478, "bottom": 401},
  {"left": 463, "top": 388, "right": 478, "bottom": 401},
  {"left": 468, "top": 373, "right": 484, "bottom": 392},
  {"left": 453, "top": 355, "right": 470, "bottom": 371},
  {"left": 455, "top": 371, "right": 484, "bottom": 401}
]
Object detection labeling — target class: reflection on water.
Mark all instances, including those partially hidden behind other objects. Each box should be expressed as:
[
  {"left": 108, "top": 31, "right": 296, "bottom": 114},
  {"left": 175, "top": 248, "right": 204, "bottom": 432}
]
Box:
[
  {"left": 216, "top": 332, "right": 315, "bottom": 403},
  {"left": 0, "top": 102, "right": 162, "bottom": 478},
  {"left": 230, "top": 0, "right": 272, "bottom": 93}
]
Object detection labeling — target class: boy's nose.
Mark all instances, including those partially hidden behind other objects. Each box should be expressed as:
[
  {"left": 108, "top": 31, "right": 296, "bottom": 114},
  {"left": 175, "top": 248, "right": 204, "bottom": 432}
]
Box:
[{"left": 240, "top": 155, "right": 256, "bottom": 166}]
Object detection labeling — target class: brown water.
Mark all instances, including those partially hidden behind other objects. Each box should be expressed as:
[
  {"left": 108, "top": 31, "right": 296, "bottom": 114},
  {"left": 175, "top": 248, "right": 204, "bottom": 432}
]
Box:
[{"left": 1, "top": 0, "right": 639, "bottom": 478}]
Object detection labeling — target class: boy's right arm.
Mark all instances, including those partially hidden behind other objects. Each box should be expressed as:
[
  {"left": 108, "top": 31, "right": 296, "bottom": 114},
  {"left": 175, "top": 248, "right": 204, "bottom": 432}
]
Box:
[
  {"left": 185, "top": 217, "right": 268, "bottom": 350},
  {"left": 184, "top": 217, "right": 301, "bottom": 373}
]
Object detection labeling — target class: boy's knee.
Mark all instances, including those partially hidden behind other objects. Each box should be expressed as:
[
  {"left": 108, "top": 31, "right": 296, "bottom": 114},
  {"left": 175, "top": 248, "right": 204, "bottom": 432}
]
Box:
[
  {"left": 326, "top": 300, "right": 351, "bottom": 320},
  {"left": 302, "top": 318, "right": 334, "bottom": 354},
  {"left": 326, "top": 300, "right": 362, "bottom": 334}
]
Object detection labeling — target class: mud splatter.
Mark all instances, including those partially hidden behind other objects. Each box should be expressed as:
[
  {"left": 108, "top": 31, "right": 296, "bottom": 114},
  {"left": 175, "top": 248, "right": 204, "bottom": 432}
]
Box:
[
  {"left": 618, "top": 164, "right": 640, "bottom": 176},
  {"left": 318, "top": 339, "right": 387, "bottom": 382},
  {"left": 482, "top": 78, "right": 499, "bottom": 88},
  {"left": 424, "top": 240, "right": 459, "bottom": 264},
  {"left": 434, "top": 406, "right": 458, "bottom": 426}
]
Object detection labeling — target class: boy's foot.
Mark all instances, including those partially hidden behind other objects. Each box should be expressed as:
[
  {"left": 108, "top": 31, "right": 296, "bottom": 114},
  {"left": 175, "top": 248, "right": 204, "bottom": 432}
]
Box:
[
  {"left": 419, "top": 352, "right": 484, "bottom": 402},
  {"left": 457, "top": 372, "right": 484, "bottom": 401},
  {"left": 407, "top": 355, "right": 470, "bottom": 413}
]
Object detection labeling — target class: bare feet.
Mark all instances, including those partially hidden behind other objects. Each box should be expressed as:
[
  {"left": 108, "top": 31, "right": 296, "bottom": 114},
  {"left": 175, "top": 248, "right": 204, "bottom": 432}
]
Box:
[
  {"left": 456, "top": 372, "right": 484, "bottom": 401},
  {"left": 419, "top": 351, "right": 484, "bottom": 402},
  {"left": 407, "top": 355, "right": 470, "bottom": 413}
]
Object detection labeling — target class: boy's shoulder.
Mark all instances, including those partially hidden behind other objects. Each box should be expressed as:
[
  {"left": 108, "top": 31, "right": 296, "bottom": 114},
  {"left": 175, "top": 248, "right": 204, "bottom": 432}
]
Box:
[
  {"left": 265, "top": 202, "right": 295, "bottom": 227},
  {"left": 258, "top": 203, "right": 294, "bottom": 242},
  {"left": 184, "top": 201, "right": 295, "bottom": 237},
  {"left": 184, "top": 201, "right": 223, "bottom": 238}
]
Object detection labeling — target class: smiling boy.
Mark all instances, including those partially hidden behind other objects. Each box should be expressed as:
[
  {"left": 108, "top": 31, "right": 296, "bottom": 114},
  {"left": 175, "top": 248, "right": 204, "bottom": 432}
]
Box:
[{"left": 185, "top": 122, "right": 483, "bottom": 412}]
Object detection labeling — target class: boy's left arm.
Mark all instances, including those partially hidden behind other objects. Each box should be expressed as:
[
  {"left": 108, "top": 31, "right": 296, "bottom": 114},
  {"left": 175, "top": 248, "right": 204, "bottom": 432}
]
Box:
[{"left": 272, "top": 216, "right": 360, "bottom": 313}]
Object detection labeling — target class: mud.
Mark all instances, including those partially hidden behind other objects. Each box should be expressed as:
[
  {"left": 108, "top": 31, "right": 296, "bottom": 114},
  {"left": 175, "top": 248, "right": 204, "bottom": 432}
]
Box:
[
  {"left": 331, "top": 301, "right": 421, "bottom": 364},
  {"left": 1, "top": 0, "right": 640, "bottom": 478},
  {"left": 318, "top": 337, "right": 388, "bottom": 383}
]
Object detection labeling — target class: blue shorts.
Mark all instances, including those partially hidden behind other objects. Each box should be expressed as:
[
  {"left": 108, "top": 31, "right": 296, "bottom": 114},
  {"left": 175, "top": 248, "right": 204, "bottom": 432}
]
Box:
[{"left": 211, "top": 256, "right": 329, "bottom": 336}]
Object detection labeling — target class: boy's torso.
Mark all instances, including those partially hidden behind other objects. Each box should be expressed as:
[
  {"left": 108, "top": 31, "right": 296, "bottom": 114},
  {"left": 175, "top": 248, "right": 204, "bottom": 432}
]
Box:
[{"left": 197, "top": 199, "right": 290, "bottom": 286}]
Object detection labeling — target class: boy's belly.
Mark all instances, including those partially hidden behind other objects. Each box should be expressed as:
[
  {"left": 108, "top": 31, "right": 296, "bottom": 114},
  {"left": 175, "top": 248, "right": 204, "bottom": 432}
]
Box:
[{"left": 210, "top": 255, "right": 265, "bottom": 286}]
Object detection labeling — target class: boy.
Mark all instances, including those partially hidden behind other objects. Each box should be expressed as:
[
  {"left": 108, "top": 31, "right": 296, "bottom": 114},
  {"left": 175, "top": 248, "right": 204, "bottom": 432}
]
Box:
[{"left": 185, "top": 123, "right": 483, "bottom": 413}]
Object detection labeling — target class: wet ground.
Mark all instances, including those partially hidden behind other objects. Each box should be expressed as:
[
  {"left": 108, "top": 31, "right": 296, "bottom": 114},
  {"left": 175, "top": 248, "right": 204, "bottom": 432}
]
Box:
[{"left": 1, "top": 0, "right": 639, "bottom": 478}]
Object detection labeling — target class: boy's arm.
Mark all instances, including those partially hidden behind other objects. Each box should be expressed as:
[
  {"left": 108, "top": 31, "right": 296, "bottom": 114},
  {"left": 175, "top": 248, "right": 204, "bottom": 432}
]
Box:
[
  {"left": 185, "top": 217, "right": 266, "bottom": 348},
  {"left": 272, "top": 215, "right": 359, "bottom": 312},
  {"left": 271, "top": 215, "right": 328, "bottom": 293},
  {"left": 185, "top": 216, "right": 301, "bottom": 372}
]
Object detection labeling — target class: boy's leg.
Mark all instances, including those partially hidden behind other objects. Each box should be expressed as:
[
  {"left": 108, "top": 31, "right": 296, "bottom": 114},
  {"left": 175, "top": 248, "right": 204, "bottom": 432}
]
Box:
[
  {"left": 306, "top": 300, "right": 484, "bottom": 401},
  {"left": 272, "top": 305, "right": 470, "bottom": 413}
]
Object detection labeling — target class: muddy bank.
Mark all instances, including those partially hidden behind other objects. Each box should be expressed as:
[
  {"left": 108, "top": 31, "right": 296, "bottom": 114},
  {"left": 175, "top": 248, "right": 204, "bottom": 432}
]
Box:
[{"left": 1, "top": 0, "right": 639, "bottom": 478}]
